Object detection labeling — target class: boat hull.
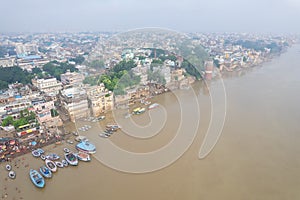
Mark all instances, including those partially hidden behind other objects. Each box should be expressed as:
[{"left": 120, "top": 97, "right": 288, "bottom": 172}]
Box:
[
  {"left": 29, "top": 169, "right": 45, "bottom": 188},
  {"left": 65, "top": 153, "right": 78, "bottom": 166}
]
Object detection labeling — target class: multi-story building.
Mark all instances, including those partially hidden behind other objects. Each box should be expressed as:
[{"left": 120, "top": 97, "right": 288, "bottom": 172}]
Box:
[
  {"left": 32, "top": 77, "right": 62, "bottom": 95},
  {"left": 86, "top": 84, "right": 114, "bottom": 117},
  {"left": 0, "top": 57, "right": 16, "bottom": 67},
  {"left": 15, "top": 43, "right": 38, "bottom": 56},
  {"left": 153, "top": 65, "right": 171, "bottom": 84},
  {"left": 59, "top": 87, "right": 89, "bottom": 122},
  {"left": 204, "top": 60, "right": 214, "bottom": 80},
  {"left": 32, "top": 98, "right": 55, "bottom": 123},
  {"left": 60, "top": 70, "right": 84, "bottom": 87}
]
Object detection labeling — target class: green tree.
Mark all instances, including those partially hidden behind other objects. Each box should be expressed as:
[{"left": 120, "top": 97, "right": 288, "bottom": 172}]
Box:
[{"left": 1, "top": 116, "right": 14, "bottom": 126}]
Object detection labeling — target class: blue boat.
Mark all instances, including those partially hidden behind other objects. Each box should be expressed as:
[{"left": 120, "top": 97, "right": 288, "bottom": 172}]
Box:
[
  {"left": 76, "top": 141, "right": 96, "bottom": 154},
  {"left": 29, "top": 169, "right": 45, "bottom": 188},
  {"left": 39, "top": 166, "right": 52, "bottom": 178}
]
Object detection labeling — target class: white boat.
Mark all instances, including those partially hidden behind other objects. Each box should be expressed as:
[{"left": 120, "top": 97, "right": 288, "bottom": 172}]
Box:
[
  {"left": 40, "top": 154, "right": 46, "bottom": 160},
  {"left": 99, "top": 133, "right": 109, "bottom": 138},
  {"left": 76, "top": 151, "right": 91, "bottom": 162},
  {"left": 32, "top": 150, "right": 41, "bottom": 157},
  {"left": 46, "top": 153, "right": 60, "bottom": 161},
  {"left": 5, "top": 164, "right": 12, "bottom": 171},
  {"left": 45, "top": 159, "right": 57, "bottom": 173},
  {"left": 55, "top": 161, "right": 64, "bottom": 168},
  {"left": 63, "top": 148, "right": 70, "bottom": 153},
  {"left": 97, "top": 116, "right": 105, "bottom": 121},
  {"left": 66, "top": 140, "right": 74, "bottom": 144},
  {"left": 106, "top": 124, "right": 121, "bottom": 129},
  {"left": 148, "top": 103, "right": 159, "bottom": 110},
  {"left": 65, "top": 152, "right": 78, "bottom": 166},
  {"left": 8, "top": 171, "right": 16, "bottom": 179},
  {"left": 62, "top": 160, "right": 68, "bottom": 167}
]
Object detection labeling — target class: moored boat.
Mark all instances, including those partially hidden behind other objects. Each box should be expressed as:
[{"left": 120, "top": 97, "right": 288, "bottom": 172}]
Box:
[
  {"left": 76, "top": 151, "right": 91, "bottom": 162},
  {"left": 39, "top": 166, "right": 52, "bottom": 178},
  {"left": 29, "top": 169, "right": 45, "bottom": 188},
  {"left": 5, "top": 164, "right": 12, "bottom": 171},
  {"left": 62, "top": 160, "right": 68, "bottom": 167},
  {"left": 8, "top": 171, "right": 16, "bottom": 179},
  {"left": 99, "top": 133, "right": 109, "bottom": 138},
  {"left": 46, "top": 153, "right": 60, "bottom": 161},
  {"left": 106, "top": 124, "right": 121, "bottom": 130},
  {"left": 55, "top": 161, "right": 64, "bottom": 168},
  {"left": 76, "top": 141, "right": 96, "bottom": 154},
  {"left": 132, "top": 107, "right": 146, "bottom": 115},
  {"left": 63, "top": 148, "right": 70, "bottom": 153},
  {"left": 45, "top": 159, "right": 57, "bottom": 173},
  {"left": 32, "top": 150, "right": 41, "bottom": 157},
  {"left": 148, "top": 103, "right": 159, "bottom": 110},
  {"left": 40, "top": 154, "right": 46, "bottom": 160},
  {"left": 65, "top": 152, "right": 78, "bottom": 166},
  {"left": 36, "top": 148, "right": 45, "bottom": 154}
]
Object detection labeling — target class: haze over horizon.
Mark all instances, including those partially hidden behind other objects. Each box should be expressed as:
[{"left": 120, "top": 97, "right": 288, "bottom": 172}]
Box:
[{"left": 1, "top": 0, "right": 300, "bottom": 33}]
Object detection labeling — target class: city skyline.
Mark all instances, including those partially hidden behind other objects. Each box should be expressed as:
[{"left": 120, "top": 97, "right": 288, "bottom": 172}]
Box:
[{"left": 1, "top": 0, "right": 300, "bottom": 33}]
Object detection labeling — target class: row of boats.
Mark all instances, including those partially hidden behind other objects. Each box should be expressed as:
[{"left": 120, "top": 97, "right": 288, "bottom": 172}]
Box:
[
  {"left": 99, "top": 124, "right": 121, "bottom": 138},
  {"left": 30, "top": 147, "right": 93, "bottom": 188},
  {"left": 132, "top": 103, "right": 159, "bottom": 115},
  {"left": 5, "top": 164, "right": 16, "bottom": 179}
]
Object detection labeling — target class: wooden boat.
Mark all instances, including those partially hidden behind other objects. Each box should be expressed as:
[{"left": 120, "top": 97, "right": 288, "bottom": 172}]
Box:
[
  {"left": 76, "top": 152, "right": 91, "bottom": 162},
  {"left": 29, "top": 169, "right": 45, "bottom": 188},
  {"left": 99, "top": 133, "right": 109, "bottom": 138},
  {"left": 36, "top": 148, "right": 45, "bottom": 154},
  {"left": 5, "top": 164, "right": 11, "bottom": 171},
  {"left": 132, "top": 107, "right": 146, "bottom": 115},
  {"left": 46, "top": 153, "right": 60, "bottom": 161},
  {"left": 62, "top": 160, "right": 68, "bottom": 167},
  {"left": 45, "top": 159, "right": 57, "bottom": 173},
  {"left": 63, "top": 148, "right": 70, "bottom": 153},
  {"left": 106, "top": 124, "right": 121, "bottom": 129},
  {"left": 8, "top": 171, "right": 16, "bottom": 179},
  {"left": 39, "top": 166, "right": 52, "bottom": 178},
  {"left": 148, "top": 103, "right": 159, "bottom": 110},
  {"left": 65, "top": 152, "right": 78, "bottom": 166},
  {"left": 32, "top": 150, "right": 41, "bottom": 157},
  {"left": 40, "top": 154, "right": 46, "bottom": 160},
  {"left": 55, "top": 161, "right": 64, "bottom": 168}
]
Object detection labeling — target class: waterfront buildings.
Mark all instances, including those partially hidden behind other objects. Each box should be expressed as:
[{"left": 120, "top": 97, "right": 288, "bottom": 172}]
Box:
[
  {"left": 58, "top": 87, "right": 89, "bottom": 122},
  {"left": 32, "top": 77, "right": 62, "bottom": 95},
  {"left": 60, "top": 70, "right": 84, "bottom": 87},
  {"left": 86, "top": 84, "right": 114, "bottom": 117}
]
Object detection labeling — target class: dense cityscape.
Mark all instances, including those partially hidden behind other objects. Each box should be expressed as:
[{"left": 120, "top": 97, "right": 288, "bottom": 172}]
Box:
[{"left": 0, "top": 31, "right": 297, "bottom": 161}]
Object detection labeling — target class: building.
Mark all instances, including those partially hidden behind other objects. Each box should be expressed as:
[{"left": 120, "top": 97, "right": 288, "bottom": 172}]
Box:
[
  {"left": 32, "top": 98, "right": 55, "bottom": 123},
  {"left": 15, "top": 43, "right": 38, "bottom": 56},
  {"left": 59, "top": 87, "right": 89, "bottom": 122},
  {"left": 60, "top": 70, "right": 84, "bottom": 87},
  {"left": 204, "top": 60, "right": 214, "bottom": 80},
  {"left": 153, "top": 65, "right": 171, "bottom": 84},
  {"left": 32, "top": 77, "right": 62, "bottom": 95},
  {"left": 0, "top": 57, "right": 16, "bottom": 67},
  {"left": 86, "top": 84, "right": 114, "bottom": 117}
]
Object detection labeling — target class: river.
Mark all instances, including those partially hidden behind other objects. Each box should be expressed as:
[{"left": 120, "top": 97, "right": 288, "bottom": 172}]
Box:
[{"left": 1, "top": 44, "right": 300, "bottom": 200}]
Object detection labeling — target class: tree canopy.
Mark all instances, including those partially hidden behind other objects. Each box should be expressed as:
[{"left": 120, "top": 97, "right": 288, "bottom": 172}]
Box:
[
  {"left": 0, "top": 66, "right": 33, "bottom": 89},
  {"left": 42, "top": 61, "right": 78, "bottom": 80}
]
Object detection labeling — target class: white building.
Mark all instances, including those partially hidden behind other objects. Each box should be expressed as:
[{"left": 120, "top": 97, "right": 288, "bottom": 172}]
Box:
[
  {"left": 32, "top": 77, "right": 62, "bottom": 95},
  {"left": 59, "top": 87, "right": 89, "bottom": 122}
]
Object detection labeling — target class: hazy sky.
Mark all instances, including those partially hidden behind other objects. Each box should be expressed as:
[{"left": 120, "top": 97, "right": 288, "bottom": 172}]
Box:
[{"left": 1, "top": 0, "right": 300, "bottom": 33}]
